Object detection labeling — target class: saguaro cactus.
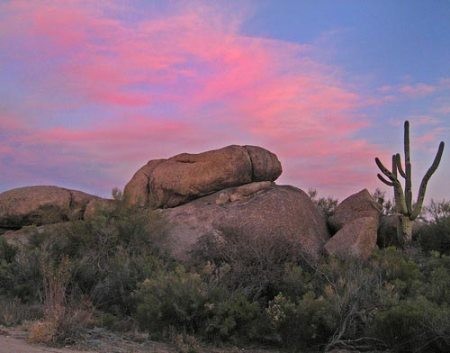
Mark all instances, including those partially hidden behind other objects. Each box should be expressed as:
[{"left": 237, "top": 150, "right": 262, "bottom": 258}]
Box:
[{"left": 375, "top": 120, "right": 445, "bottom": 243}]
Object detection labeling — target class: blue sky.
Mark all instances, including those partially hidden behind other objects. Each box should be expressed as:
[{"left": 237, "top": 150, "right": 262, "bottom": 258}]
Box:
[{"left": 0, "top": 0, "right": 449, "bottom": 202}]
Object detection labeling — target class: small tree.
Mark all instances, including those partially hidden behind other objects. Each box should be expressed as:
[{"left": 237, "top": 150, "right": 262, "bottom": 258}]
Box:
[{"left": 375, "top": 120, "right": 444, "bottom": 243}]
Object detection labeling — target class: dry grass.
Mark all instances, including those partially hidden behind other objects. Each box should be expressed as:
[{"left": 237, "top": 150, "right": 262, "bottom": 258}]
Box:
[{"left": 28, "top": 256, "right": 93, "bottom": 345}]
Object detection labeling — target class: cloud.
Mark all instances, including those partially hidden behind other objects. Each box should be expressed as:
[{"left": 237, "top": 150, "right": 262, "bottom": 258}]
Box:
[
  {"left": 399, "top": 83, "right": 436, "bottom": 97},
  {"left": 0, "top": 0, "right": 383, "bottom": 198}
]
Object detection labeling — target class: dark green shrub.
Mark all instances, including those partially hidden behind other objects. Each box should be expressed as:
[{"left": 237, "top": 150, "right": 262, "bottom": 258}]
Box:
[
  {"left": 372, "top": 297, "right": 450, "bottom": 352},
  {"left": 267, "top": 292, "right": 336, "bottom": 349},
  {"left": 415, "top": 217, "right": 450, "bottom": 255},
  {"left": 372, "top": 247, "right": 423, "bottom": 298},
  {"left": 204, "top": 291, "right": 263, "bottom": 342},
  {"left": 0, "top": 237, "right": 17, "bottom": 262},
  {"left": 191, "top": 229, "right": 311, "bottom": 303},
  {"left": 134, "top": 267, "right": 208, "bottom": 338}
]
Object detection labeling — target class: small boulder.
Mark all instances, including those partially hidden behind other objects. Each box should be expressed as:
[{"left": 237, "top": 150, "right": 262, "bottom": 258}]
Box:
[
  {"left": 329, "top": 189, "right": 381, "bottom": 231},
  {"left": 123, "top": 145, "right": 282, "bottom": 209},
  {"left": 0, "top": 186, "right": 101, "bottom": 228},
  {"left": 324, "top": 217, "right": 378, "bottom": 260}
]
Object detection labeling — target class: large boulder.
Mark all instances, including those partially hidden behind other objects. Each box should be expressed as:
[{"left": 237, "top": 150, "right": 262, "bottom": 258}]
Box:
[
  {"left": 325, "top": 189, "right": 381, "bottom": 260},
  {"left": 324, "top": 217, "right": 378, "bottom": 260},
  {"left": 123, "top": 145, "right": 282, "bottom": 209},
  {"left": 159, "top": 183, "right": 329, "bottom": 261},
  {"left": 0, "top": 186, "right": 101, "bottom": 229},
  {"left": 329, "top": 189, "right": 381, "bottom": 231}
]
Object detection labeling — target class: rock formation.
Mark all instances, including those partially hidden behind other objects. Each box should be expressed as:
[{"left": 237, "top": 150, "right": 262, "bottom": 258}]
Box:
[
  {"left": 0, "top": 186, "right": 102, "bottom": 229},
  {"left": 160, "top": 182, "right": 329, "bottom": 260},
  {"left": 0, "top": 145, "right": 384, "bottom": 262},
  {"left": 325, "top": 189, "right": 381, "bottom": 260},
  {"left": 123, "top": 145, "right": 282, "bottom": 209}
]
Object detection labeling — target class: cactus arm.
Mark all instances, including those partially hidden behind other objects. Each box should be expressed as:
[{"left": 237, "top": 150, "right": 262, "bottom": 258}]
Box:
[
  {"left": 377, "top": 173, "right": 394, "bottom": 186},
  {"left": 375, "top": 156, "right": 407, "bottom": 214},
  {"left": 395, "top": 153, "right": 406, "bottom": 178},
  {"left": 375, "top": 157, "right": 396, "bottom": 181},
  {"left": 392, "top": 154, "right": 398, "bottom": 179},
  {"left": 404, "top": 121, "right": 413, "bottom": 215},
  {"left": 411, "top": 141, "right": 445, "bottom": 219}
]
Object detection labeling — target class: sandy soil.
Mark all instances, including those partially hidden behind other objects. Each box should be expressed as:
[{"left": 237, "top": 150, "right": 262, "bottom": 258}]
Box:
[{"left": 0, "top": 327, "right": 281, "bottom": 353}]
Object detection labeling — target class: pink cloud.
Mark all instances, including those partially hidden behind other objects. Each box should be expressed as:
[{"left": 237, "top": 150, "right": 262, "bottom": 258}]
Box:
[
  {"left": 0, "top": 0, "right": 385, "bottom": 198},
  {"left": 399, "top": 83, "right": 436, "bottom": 97}
]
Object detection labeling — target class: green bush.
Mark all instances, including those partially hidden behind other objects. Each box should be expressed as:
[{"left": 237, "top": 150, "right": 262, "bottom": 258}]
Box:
[
  {"left": 134, "top": 267, "right": 208, "bottom": 338},
  {"left": 372, "top": 297, "right": 450, "bottom": 352},
  {"left": 415, "top": 217, "right": 450, "bottom": 255},
  {"left": 267, "top": 292, "right": 335, "bottom": 349},
  {"left": 0, "top": 201, "right": 172, "bottom": 316},
  {"left": 204, "top": 291, "right": 263, "bottom": 342},
  {"left": 190, "top": 229, "right": 311, "bottom": 303}
]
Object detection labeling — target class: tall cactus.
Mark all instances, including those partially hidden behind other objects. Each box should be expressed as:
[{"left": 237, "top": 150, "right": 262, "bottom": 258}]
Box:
[{"left": 375, "top": 120, "right": 445, "bottom": 243}]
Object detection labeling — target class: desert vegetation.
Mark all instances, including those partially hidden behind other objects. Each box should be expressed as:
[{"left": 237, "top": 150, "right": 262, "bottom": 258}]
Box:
[{"left": 0, "top": 191, "right": 449, "bottom": 352}]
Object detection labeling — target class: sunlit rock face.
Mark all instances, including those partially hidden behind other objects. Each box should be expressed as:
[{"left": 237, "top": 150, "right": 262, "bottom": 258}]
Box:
[{"left": 123, "top": 145, "right": 282, "bottom": 209}]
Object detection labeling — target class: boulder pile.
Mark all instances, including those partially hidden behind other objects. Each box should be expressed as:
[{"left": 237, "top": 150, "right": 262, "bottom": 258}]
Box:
[
  {"left": 0, "top": 144, "right": 382, "bottom": 261},
  {"left": 324, "top": 189, "right": 381, "bottom": 260}
]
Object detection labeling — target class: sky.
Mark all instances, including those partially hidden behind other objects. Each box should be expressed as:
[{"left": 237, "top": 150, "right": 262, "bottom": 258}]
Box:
[{"left": 1, "top": 0, "right": 449, "bottom": 202}]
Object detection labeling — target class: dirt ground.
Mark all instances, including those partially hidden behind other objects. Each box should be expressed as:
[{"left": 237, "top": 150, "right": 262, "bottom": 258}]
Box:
[{"left": 0, "top": 326, "right": 282, "bottom": 353}]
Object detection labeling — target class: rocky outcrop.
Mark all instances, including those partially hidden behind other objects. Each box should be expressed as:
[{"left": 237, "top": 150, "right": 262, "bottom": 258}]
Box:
[
  {"left": 324, "top": 217, "right": 378, "bottom": 260},
  {"left": 325, "top": 189, "right": 381, "bottom": 260},
  {"left": 0, "top": 186, "right": 101, "bottom": 229},
  {"left": 328, "top": 189, "right": 381, "bottom": 231},
  {"left": 123, "top": 145, "right": 282, "bottom": 209},
  {"left": 159, "top": 183, "right": 329, "bottom": 260},
  {"left": 0, "top": 145, "right": 382, "bottom": 263}
]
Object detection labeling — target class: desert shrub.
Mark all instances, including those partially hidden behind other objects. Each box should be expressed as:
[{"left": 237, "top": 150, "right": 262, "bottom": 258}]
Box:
[
  {"left": 134, "top": 267, "right": 208, "bottom": 338},
  {"left": 377, "top": 215, "right": 403, "bottom": 248},
  {"left": 28, "top": 256, "right": 94, "bottom": 345},
  {"left": 371, "top": 247, "right": 423, "bottom": 299},
  {"left": 424, "top": 199, "right": 450, "bottom": 222},
  {"left": 171, "top": 332, "right": 201, "bottom": 353},
  {"left": 134, "top": 267, "right": 269, "bottom": 343},
  {"left": 415, "top": 215, "right": 450, "bottom": 255},
  {"left": 267, "top": 292, "right": 336, "bottom": 349},
  {"left": 0, "top": 237, "right": 42, "bottom": 301},
  {"left": 0, "top": 236, "right": 17, "bottom": 262},
  {"left": 277, "top": 263, "right": 313, "bottom": 300},
  {"left": 371, "top": 297, "right": 450, "bottom": 352},
  {"left": 203, "top": 291, "right": 264, "bottom": 342},
  {"left": 0, "top": 296, "right": 42, "bottom": 326},
  {"left": 426, "top": 258, "right": 450, "bottom": 305},
  {"left": 308, "top": 189, "right": 338, "bottom": 218},
  {"left": 372, "top": 188, "right": 395, "bottom": 216},
  {"left": 191, "top": 230, "right": 311, "bottom": 303},
  {"left": 22, "top": 202, "right": 171, "bottom": 315}
]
